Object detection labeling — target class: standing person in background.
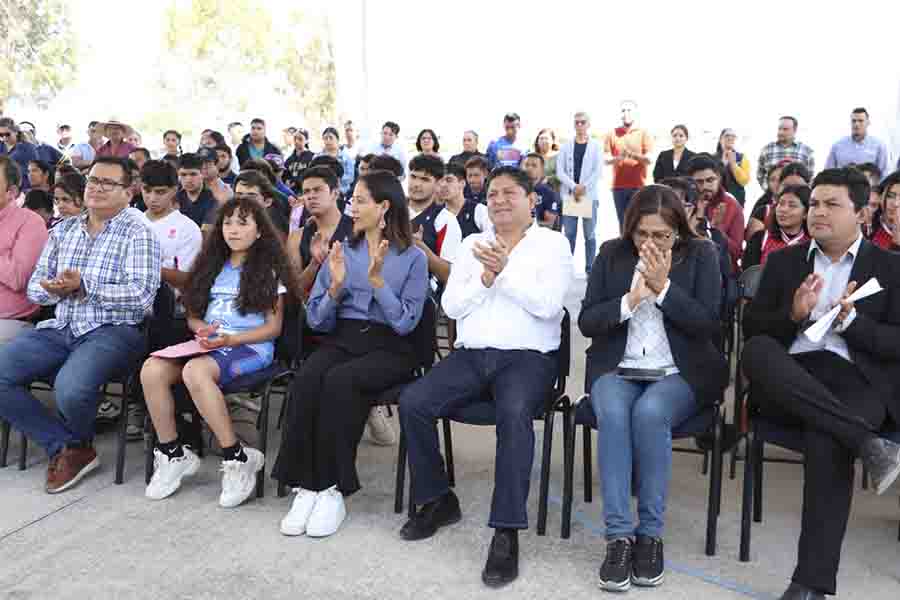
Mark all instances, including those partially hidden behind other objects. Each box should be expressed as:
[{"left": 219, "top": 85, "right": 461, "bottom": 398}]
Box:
[
  {"left": 534, "top": 128, "right": 560, "bottom": 190},
  {"left": 18, "top": 122, "right": 63, "bottom": 167},
  {"left": 199, "top": 148, "right": 233, "bottom": 206},
  {"left": 236, "top": 118, "right": 281, "bottom": 168},
  {"left": 558, "top": 111, "right": 603, "bottom": 275},
  {"left": 57, "top": 125, "right": 74, "bottom": 154},
  {"left": 653, "top": 125, "right": 695, "bottom": 182},
  {"left": 284, "top": 128, "right": 315, "bottom": 194},
  {"left": 342, "top": 120, "right": 360, "bottom": 159},
  {"left": 449, "top": 131, "right": 482, "bottom": 167},
  {"left": 369, "top": 121, "right": 408, "bottom": 180},
  {"left": 94, "top": 119, "right": 136, "bottom": 159},
  {"left": 0, "top": 118, "right": 39, "bottom": 191},
  {"left": 215, "top": 145, "right": 237, "bottom": 186},
  {"left": 317, "top": 128, "right": 355, "bottom": 197},
  {"left": 825, "top": 108, "right": 890, "bottom": 177},
  {"left": 715, "top": 129, "right": 752, "bottom": 206},
  {"left": 162, "top": 130, "right": 182, "bottom": 158},
  {"left": 605, "top": 100, "right": 653, "bottom": 227},
  {"left": 486, "top": 113, "right": 527, "bottom": 169},
  {"left": 756, "top": 116, "right": 815, "bottom": 188},
  {"left": 416, "top": 129, "right": 441, "bottom": 158},
  {"left": 687, "top": 154, "right": 745, "bottom": 268},
  {"left": 70, "top": 121, "right": 102, "bottom": 171}
]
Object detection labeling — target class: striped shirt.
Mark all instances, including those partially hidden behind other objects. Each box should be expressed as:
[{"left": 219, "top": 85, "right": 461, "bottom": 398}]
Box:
[
  {"left": 27, "top": 209, "right": 161, "bottom": 337},
  {"left": 756, "top": 141, "right": 816, "bottom": 187}
]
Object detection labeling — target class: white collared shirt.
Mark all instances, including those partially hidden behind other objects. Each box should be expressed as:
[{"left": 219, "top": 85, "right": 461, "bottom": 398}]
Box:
[
  {"left": 789, "top": 235, "right": 862, "bottom": 361},
  {"left": 442, "top": 224, "right": 573, "bottom": 353},
  {"left": 619, "top": 275, "right": 678, "bottom": 373}
]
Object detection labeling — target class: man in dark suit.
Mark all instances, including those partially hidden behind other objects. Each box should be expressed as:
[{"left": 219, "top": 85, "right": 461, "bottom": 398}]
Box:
[{"left": 742, "top": 167, "right": 900, "bottom": 600}]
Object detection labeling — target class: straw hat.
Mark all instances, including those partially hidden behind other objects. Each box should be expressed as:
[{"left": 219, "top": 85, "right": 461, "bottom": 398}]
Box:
[{"left": 95, "top": 118, "right": 134, "bottom": 138}]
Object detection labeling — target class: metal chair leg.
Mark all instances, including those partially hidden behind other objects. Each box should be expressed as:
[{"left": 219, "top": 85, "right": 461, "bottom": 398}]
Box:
[
  {"left": 739, "top": 430, "right": 754, "bottom": 562},
  {"left": 702, "top": 450, "right": 710, "bottom": 475},
  {"left": 561, "top": 407, "right": 576, "bottom": 539},
  {"left": 705, "top": 415, "right": 723, "bottom": 556},
  {"left": 861, "top": 463, "right": 869, "bottom": 490},
  {"left": 752, "top": 438, "right": 764, "bottom": 523},
  {"left": 442, "top": 418, "right": 455, "bottom": 488},
  {"left": 394, "top": 429, "right": 407, "bottom": 514},
  {"left": 536, "top": 410, "right": 554, "bottom": 536},
  {"left": 0, "top": 420, "right": 9, "bottom": 468},
  {"left": 18, "top": 432, "right": 28, "bottom": 470},
  {"left": 145, "top": 416, "right": 156, "bottom": 485},
  {"left": 115, "top": 378, "right": 130, "bottom": 484},
  {"left": 583, "top": 425, "right": 592, "bottom": 502},
  {"left": 256, "top": 384, "right": 271, "bottom": 499}
]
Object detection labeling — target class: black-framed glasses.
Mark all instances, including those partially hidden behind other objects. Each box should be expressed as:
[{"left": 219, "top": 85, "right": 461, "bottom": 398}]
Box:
[
  {"left": 234, "top": 192, "right": 263, "bottom": 202},
  {"left": 85, "top": 176, "right": 128, "bottom": 191},
  {"left": 634, "top": 230, "right": 675, "bottom": 243}
]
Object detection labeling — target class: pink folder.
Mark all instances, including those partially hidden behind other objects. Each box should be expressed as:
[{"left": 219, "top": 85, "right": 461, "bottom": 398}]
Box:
[{"left": 150, "top": 339, "right": 213, "bottom": 359}]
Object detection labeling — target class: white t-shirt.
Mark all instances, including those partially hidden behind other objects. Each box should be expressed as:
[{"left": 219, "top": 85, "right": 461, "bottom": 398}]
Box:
[
  {"left": 409, "top": 205, "right": 462, "bottom": 263},
  {"left": 141, "top": 210, "right": 203, "bottom": 271}
]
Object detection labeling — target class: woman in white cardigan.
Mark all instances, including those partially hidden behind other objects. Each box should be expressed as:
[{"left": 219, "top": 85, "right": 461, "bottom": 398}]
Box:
[{"left": 557, "top": 111, "right": 603, "bottom": 275}]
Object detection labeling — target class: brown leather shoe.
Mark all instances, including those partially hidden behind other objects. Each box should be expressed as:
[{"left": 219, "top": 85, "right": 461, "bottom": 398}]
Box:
[{"left": 46, "top": 446, "right": 99, "bottom": 494}]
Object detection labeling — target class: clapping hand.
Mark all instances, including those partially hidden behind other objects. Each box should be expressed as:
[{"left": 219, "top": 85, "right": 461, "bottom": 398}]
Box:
[
  {"left": 328, "top": 241, "right": 346, "bottom": 297},
  {"left": 473, "top": 237, "right": 510, "bottom": 288},
  {"left": 368, "top": 239, "right": 389, "bottom": 288},
  {"left": 310, "top": 231, "right": 328, "bottom": 266},
  {"left": 834, "top": 281, "right": 858, "bottom": 328},
  {"left": 40, "top": 269, "right": 82, "bottom": 298},
  {"left": 638, "top": 241, "right": 671, "bottom": 295},
  {"left": 791, "top": 273, "right": 824, "bottom": 323},
  {"left": 627, "top": 272, "right": 652, "bottom": 310}
]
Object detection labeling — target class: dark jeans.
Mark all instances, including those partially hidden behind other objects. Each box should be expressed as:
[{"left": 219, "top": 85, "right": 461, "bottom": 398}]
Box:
[
  {"left": 0, "top": 325, "right": 146, "bottom": 457},
  {"left": 398, "top": 348, "right": 556, "bottom": 529},
  {"left": 613, "top": 188, "right": 639, "bottom": 228},
  {"left": 742, "top": 336, "right": 887, "bottom": 595},
  {"left": 272, "top": 342, "right": 417, "bottom": 495}
]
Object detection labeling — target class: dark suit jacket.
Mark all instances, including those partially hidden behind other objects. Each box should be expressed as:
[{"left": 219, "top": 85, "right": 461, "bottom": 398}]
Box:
[
  {"left": 744, "top": 239, "right": 900, "bottom": 423},
  {"left": 653, "top": 148, "right": 696, "bottom": 182},
  {"left": 578, "top": 237, "right": 728, "bottom": 405}
]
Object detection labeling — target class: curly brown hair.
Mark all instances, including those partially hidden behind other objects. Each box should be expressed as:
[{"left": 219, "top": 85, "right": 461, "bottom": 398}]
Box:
[{"left": 183, "top": 195, "right": 296, "bottom": 318}]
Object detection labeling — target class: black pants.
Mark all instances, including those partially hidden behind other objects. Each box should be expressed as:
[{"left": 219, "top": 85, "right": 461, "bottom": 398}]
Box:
[
  {"left": 271, "top": 323, "right": 417, "bottom": 495},
  {"left": 742, "top": 336, "right": 887, "bottom": 595},
  {"left": 398, "top": 348, "right": 556, "bottom": 529}
]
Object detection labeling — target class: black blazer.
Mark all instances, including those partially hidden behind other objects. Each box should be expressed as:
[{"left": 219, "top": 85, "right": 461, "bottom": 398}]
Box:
[
  {"left": 653, "top": 148, "right": 696, "bottom": 182},
  {"left": 578, "top": 237, "right": 728, "bottom": 405},
  {"left": 744, "top": 239, "right": 900, "bottom": 423}
]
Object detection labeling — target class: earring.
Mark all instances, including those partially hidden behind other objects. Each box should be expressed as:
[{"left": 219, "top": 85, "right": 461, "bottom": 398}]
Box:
[{"left": 378, "top": 214, "right": 386, "bottom": 230}]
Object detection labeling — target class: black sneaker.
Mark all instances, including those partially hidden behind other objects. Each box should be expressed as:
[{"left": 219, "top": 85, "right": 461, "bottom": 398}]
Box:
[
  {"left": 598, "top": 538, "right": 632, "bottom": 592},
  {"left": 399, "top": 490, "right": 462, "bottom": 541},
  {"left": 632, "top": 535, "right": 664, "bottom": 587}
]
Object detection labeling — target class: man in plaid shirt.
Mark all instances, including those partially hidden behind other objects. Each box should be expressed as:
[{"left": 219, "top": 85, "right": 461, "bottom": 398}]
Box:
[
  {"left": 0, "top": 156, "right": 161, "bottom": 494},
  {"left": 756, "top": 116, "right": 816, "bottom": 187}
]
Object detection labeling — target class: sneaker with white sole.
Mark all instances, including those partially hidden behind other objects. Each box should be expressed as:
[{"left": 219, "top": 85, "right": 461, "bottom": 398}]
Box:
[
  {"left": 280, "top": 488, "right": 320, "bottom": 536},
  {"left": 96, "top": 399, "right": 121, "bottom": 422},
  {"left": 366, "top": 406, "right": 396, "bottom": 446},
  {"left": 126, "top": 402, "right": 146, "bottom": 441},
  {"left": 306, "top": 485, "right": 346, "bottom": 537},
  {"left": 218, "top": 447, "right": 264, "bottom": 508},
  {"left": 145, "top": 447, "right": 200, "bottom": 500}
]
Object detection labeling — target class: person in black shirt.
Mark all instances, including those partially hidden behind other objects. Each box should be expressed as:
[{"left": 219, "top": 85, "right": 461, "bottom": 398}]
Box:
[
  {"left": 463, "top": 155, "right": 489, "bottom": 205},
  {"left": 439, "top": 160, "right": 489, "bottom": 239},
  {"left": 215, "top": 144, "right": 237, "bottom": 186},
  {"left": 523, "top": 153, "right": 561, "bottom": 229},
  {"left": 177, "top": 152, "right": 219, "bottom": 231},
  {"left": 233, "top": 170, "right": 289, "bottom": 240},
  {"left": 449, "top": 130, "right": 483, "bottom": 167},
  {"left": 284, "top": 128, "right": 315, "bottom": 194}
]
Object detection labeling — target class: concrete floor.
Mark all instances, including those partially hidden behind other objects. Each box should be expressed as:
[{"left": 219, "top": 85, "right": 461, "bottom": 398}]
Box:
[{"left": 2, "top": 281, "right": 900, "bottom": 600}]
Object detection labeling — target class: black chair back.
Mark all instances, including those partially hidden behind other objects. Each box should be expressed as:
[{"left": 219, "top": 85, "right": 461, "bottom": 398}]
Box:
[
  {"left": 553, "top": 308, "right": 571, "bottom": 398},
  {"left": 409, "top": 297, "right": 438, "bottom": 371},
  {"left": 739, "top": 265, "right": 764, "bottom": 300}
]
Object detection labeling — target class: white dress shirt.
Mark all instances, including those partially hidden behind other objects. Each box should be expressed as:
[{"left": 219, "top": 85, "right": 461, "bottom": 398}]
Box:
[
  {"left": 789, "top": 235, "right": 862, "bottom": 362},
  {"left": 618, "top": 272, "right": 678, "bottom": 373},
  {"left": 442, "top": 224, "right": 573, "bottom": 353}
]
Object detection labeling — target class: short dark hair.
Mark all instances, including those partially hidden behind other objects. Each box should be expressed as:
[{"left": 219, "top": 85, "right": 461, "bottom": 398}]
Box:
[
  {"left": 228, "top": 121, "right": 243, "bottom": 130},
  {"left": 382, "top": 121, "right": 400, "bottom": 135},
  {"left": 206, "top": 130, "right": 227, "bottom": 146},
  {"left": 660, "top": 176, "right": 699, "bottom": 206},
  {"left": 358, "top": 153, "right": 375, "bottom": 165},
  {"left": 409, "top": 153, "right": 445, "bottom": 180},
  {"left": 368, "top": 155, "right": 403, "bottom": 178},
  {"left": 811, "top": 167, "right": 870, "bottom": 211},
  {"left": 855, "top": 162, "right": 882, "bottom": 181},
  {"left": 308, "top": 155, "right": 344, "bottom": 180},
  {"left": 486, "top": 166, "right": 533, "bottom": 196},
  {"left": 299, "top": 165, "right": 339, "bottom": 192},
  {"left": 524, "top": 152, "right": 545, "bottom": 166},
  {"left": 52, "top": 171, "right": 86, "bottom": 205},
  {"left": 0, "top": 157, "right": 20, "bottom": 192},
  {"left": 235, "top": 169, "right": 275, "bottom": 199},
  {"left": 444, "top": 160, "right": 466, "bottom": 181},
  {"left": 416, "top": 129, "right": 440, "bottom": 152},
  {"left": 779, "top": 161, "right": 812, "bottom": 184},
  {"left": 464, "top": 155, "right": 490, "bottom": 174},
  {"left": 214, "top": 144, "right": 232, "bottom": 159},
  {"left": 355, "top": 170, "right": 413, "bottom": 251},
  {"left": 178, "top": 153, "right": 204, "bottom": 171},
  {"left": 503, "top": 112, "right": 521, "bottom": 123},
  {"left": 250, "top": 118, "right": 266, "bottom": 127},
  {"left": 322, "top": 126, "right": 340, "bottom": 141},
  {"left": 24, "top": 189, "right": 53, "bottom": 214},
  {"left": 129, "top": 147, "right": 151, "bottom": 162},
  {"left": 671, "top": 124, "right": 689, "bottom": 138},
  {"left": 780, "top": 116, "right": 798, "bottom": 129},
  {"left": 241, "top": 158, "right": 278, "bottom": 185},
  {"left": 140, "top": 160, "right": 179, "bottom": 188},
  {"left": 852, "top": 107, "right": 869, "bottom": 118},
  {"left": 163, "top": 129, "right": 182, "bottom": 142},
  {"left": 91, "top": 156, "right": 132, "bottom": 186},
  {"left": 685, "top": 153, "right": 721, "bottom": 176}
]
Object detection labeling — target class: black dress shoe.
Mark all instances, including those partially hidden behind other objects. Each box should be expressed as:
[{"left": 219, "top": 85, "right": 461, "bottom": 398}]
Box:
[
  {"left": 399, "top": 490, "right": 461, "bottom": 541},
  {"left": 859, "top": 436, "right": 900, "bottom": 495},
  {"left": 779, "top": 582, "right": 825, "bottom": 600},
  {"left": 482, "top": 529, "right": 519, "bottom": 588}
]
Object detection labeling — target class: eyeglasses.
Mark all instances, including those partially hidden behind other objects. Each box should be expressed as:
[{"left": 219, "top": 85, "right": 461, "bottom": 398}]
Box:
[
  {"left": 0, "top": 132, "right": 11, "bottom": 138},
  {"left": 234, "top": 192, "right": 263, "bottom": 202},
  {"left": 85, "top": 176, "right": 127, "bottom": 191},
  {"left": 634, "top": 230, "right": 675, "bottom": 243}
]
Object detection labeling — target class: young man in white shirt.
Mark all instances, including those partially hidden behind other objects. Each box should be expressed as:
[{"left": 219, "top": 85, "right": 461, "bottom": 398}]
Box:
[
  {"left": 398, "top": 166, "right": 573, "bottom": 588},
  {"left": 407, "top": 154, "right": 462, "bottom": 287},
  {"left": 439, "top": 160, "right": 490, "bottom": 239}
]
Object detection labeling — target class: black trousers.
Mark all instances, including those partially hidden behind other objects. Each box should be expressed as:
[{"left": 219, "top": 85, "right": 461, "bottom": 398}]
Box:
[
  {"left": 742, "top": 335, "right": 888, "bottom": 595},
  {"left": 271, "top": 321, "right": 417, "bottom": 495}
]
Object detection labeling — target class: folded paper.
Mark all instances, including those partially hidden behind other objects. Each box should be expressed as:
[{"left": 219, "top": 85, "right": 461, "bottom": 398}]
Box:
[{"left": 804, "top": 278, "right": 883, "bottom": 343}]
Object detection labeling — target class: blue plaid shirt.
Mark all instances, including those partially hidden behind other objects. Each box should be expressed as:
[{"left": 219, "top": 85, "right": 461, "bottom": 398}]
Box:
[{"left": 27, "top": 209, "right": 161, "bottom": 337}]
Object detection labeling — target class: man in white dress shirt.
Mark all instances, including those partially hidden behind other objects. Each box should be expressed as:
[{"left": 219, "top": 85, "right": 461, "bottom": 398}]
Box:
[{"left": 398, "top": 166, "right": 573, "bottom": 588}]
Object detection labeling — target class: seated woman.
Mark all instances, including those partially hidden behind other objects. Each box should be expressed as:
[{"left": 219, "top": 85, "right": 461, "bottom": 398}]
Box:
[
  {"left": 141, "top": 196, "right": 294, "bottom": 507},
  {"left": 868, "top": 170, "right": 900, "bottom": 251},
  {"left": 578, "top": 185, "right": 728, "bottom": 592},
  {"left": 272, "top": 169, "right": 429, "bottom": 539},
  {"left": 743, "top": 185, "right": 810, "bottom": 268},
  {"left": 51, "top": 171, "right": 87, "bottom": 225}
]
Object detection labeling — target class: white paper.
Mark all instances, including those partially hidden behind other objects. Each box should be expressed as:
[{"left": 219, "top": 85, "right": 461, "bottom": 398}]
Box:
[
  {"left": 562, "top": 194, "right": 592, "bottom": 218},
  {"left": 804, "top": 278, "right": 884, "bottom": 343}
]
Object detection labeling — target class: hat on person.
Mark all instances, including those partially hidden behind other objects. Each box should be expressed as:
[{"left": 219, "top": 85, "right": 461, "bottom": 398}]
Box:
[
  {"left": 95, "top": 118, "right": 135, "bottom": 138},
  {"left": 196, "top": 147, "right": 217, "bottom": 164},
  {"left": 263, "top": 153, "right": 285, "bottom": 170}
]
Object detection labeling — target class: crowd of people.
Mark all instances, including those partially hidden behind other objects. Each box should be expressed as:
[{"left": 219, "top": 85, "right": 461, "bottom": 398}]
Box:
[{"left": 1, "top": 103, "right": 900, "bottom": 599}]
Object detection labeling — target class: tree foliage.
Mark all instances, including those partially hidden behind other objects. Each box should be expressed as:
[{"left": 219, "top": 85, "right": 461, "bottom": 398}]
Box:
[{"left": 0, "top": 0, "right": 79, "bottom": 104}]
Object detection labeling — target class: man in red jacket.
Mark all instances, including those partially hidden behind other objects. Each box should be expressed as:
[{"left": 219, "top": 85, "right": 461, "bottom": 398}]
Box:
[{"left": 688, "top": 154, "right": 744, "bottom": 268}]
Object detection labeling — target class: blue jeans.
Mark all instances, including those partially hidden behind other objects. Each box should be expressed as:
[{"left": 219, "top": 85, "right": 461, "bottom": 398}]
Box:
[
  {"left": 399, "top": 348, "right": 556, "bottom": 529},
  {"left": 590, "top": 372, "right": 698, "bottom": 540},
  {"left": 0, "top": 325, "right": 145, "bottom": 457},
  {"left": 613, "top": 188, "right": 639, "bottom": 228},
  {"left": 561, "top": 196, "right": 598, "bottom": 274}
]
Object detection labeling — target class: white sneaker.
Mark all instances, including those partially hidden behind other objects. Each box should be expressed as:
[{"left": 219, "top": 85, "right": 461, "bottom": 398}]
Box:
[
  {"left": 280, "top": 488, "right": 319, "bottom": 536},
  {"left": 366, "top": 406, "right": 396, "bottom": 446},
  {"left": 218, "top": 447, "right": 264, "bottom": 508},
  {"left": 145, "top": 447, "right": 200, "bottom": 500},
  {"left": 305, "top": 485, "right": 346, "bottom": 537}
]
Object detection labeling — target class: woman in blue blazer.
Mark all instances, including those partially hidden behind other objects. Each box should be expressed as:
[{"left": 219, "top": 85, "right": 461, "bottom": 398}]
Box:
[{"left": 577, "top": 185, "right": 728, "bottom": 591}]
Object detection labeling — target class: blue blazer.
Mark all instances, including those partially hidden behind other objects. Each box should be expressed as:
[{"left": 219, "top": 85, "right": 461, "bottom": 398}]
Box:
[{"left": 578, "top": 237, "right": 728, "bottom": 405}]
